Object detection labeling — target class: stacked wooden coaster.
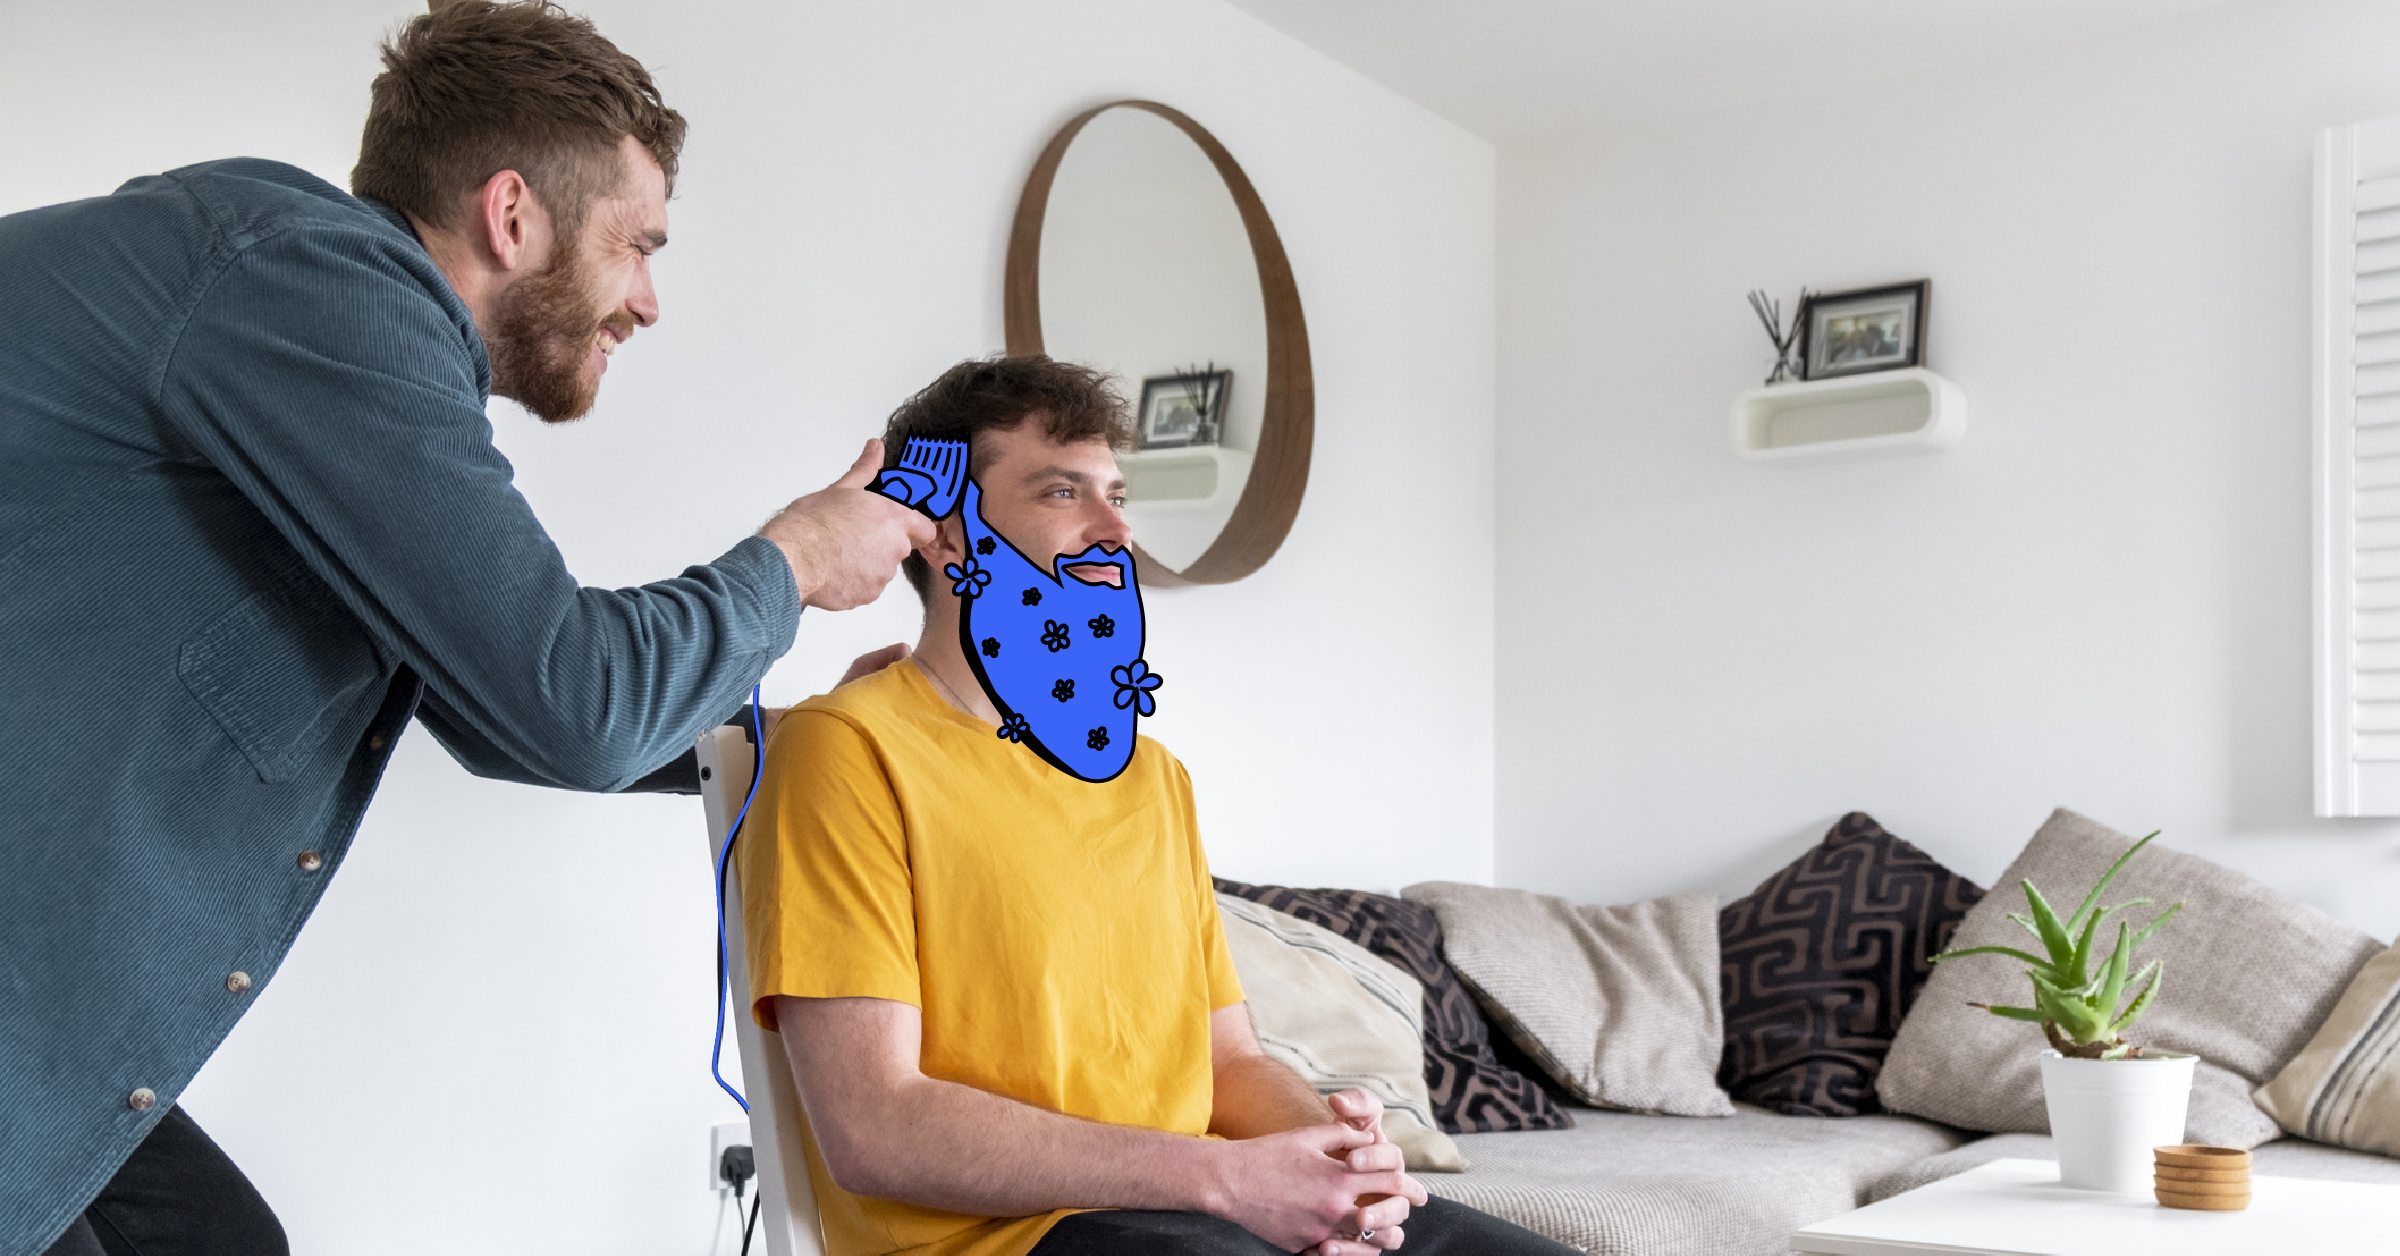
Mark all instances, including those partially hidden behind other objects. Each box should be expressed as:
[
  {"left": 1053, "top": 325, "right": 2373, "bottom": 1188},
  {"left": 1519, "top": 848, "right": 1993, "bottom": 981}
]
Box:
[{"left": 2153, "top": 1144, "right": 2251, "bottom": 1210}]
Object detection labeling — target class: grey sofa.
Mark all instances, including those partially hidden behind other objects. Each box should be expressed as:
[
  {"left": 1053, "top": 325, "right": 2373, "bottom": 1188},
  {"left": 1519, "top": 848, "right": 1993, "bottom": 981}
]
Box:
[{"left": 1421, "top": 1109, "right": 2400, "bottom": 1255}]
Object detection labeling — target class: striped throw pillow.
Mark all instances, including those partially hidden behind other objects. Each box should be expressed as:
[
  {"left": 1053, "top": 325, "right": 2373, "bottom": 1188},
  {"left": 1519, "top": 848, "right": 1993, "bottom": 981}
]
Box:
[
  {"left": 1216, "top": 894, "right": 1469, "bottom": 1171},
  {"left": 1213, "top": 877, "right": 1574, "bottom": 1134},
  {"left": 2256, "top": 944, "right": 2400, "bottom": 1158}
]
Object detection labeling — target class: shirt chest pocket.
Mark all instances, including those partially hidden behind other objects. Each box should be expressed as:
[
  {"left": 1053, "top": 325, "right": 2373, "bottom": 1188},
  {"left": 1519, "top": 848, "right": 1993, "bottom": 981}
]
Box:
[{"left": 178, "top": 564, "right": 384, "bottom": 783}]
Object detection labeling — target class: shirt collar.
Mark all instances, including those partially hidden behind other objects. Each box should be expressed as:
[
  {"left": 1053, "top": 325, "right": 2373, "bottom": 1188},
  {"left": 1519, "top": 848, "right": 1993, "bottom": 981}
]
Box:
[
  {"left": 354, "top": 195, "right": 492, "bottom": 402},
  {"left": 355, "top": 196, "right": 424, "bottom": 247}
]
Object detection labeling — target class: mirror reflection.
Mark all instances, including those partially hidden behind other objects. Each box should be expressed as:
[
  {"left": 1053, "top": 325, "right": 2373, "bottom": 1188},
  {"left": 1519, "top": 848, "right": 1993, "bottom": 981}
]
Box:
[{"left": 1036, "top": 107, "right": 1268, "bottom": 573}]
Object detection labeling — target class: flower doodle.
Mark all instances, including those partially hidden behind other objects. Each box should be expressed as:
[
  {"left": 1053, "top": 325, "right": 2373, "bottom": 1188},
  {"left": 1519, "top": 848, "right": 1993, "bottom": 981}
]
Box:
[
  {"left": 976, "top": 536, "right": 995, "bottom": 556},
  {"left": 1111, "top": 660, "right": 1163, "bottom": 717},
  {"left": 1087, "top": 613, "right": 1114, "bottom": 638},
  {"left": 1086, "top": 726, "right": 1110, "bottom": 752},
  {"left": 945, "top": 558, "right": 991, "bottom": 598},
  {"left": 1041, "top": 620, "right": 1071, "bottom": 652},
  {"left": 997, "top": 713, "right": 1030, "bottom": 743},
  {"left": 980, "top": 637, "right": 1001, "bottom": 658},
  {"left": 1051, "top": 678, "right": 1074, "bottom": 702},
  {"left": 1020, "top": 587, "right": 1041, "bottom": 607}
]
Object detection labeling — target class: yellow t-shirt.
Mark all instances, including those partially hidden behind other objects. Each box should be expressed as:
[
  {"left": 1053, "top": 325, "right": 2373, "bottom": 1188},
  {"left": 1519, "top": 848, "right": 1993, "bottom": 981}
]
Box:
[{"left": 739, "top": 660, "right": 1245, "bottom": 1256}]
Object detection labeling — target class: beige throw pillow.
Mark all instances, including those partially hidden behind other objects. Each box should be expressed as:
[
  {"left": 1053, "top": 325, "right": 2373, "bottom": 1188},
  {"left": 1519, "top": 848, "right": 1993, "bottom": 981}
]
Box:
[
  {"left": 1877, "top": 808, "right": 2384, "bottom": 1148},
  {"left": 1402, "top": 881, "right": 1734, "bottom": 1118},
  {"left": 2256, "top": 943, "right": 2400, "bottom": 1157},
  {"left": 1216, "top": 894, "right": 1468, "bottom": 1171}
]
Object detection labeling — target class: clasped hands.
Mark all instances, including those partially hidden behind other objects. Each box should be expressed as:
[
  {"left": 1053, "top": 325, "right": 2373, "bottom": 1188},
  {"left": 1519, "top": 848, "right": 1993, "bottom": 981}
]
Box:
[{"left": 1224, "top": 1088, "right": 1427, "bottom": 1256}]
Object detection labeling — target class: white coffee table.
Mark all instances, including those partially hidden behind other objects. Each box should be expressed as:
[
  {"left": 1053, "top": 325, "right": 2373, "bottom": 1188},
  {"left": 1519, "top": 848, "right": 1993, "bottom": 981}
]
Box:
[{"left": 1789, "top": 1158, "right": 2400, "bottom": 1254}]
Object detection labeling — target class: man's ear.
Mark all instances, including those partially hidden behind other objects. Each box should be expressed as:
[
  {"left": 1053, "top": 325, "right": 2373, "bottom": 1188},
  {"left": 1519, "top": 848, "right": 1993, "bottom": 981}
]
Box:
[
  {"left": 474, "top": 169, "right": 548, "bottom": 273},
  {"left": 919, "top": 515, "right": 967, "bottom": 567}
]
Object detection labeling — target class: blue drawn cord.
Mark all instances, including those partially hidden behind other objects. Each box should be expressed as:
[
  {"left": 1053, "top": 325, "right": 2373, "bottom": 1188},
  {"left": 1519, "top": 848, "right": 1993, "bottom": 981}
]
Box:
[{"left": 711, "top": 688, "right": 766, "bottom": 1111}]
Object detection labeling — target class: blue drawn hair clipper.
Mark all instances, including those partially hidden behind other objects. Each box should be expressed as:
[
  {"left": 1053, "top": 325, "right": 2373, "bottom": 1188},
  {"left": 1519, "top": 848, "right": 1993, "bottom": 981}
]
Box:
[{"left": 867, "top": 436, "right": 968, "bottom": 520}]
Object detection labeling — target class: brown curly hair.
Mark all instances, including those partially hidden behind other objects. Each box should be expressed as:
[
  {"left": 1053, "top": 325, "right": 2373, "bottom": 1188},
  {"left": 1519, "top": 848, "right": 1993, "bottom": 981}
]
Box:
[{"left": 881, "top": 356, "right": 1134, "bottom": 604}]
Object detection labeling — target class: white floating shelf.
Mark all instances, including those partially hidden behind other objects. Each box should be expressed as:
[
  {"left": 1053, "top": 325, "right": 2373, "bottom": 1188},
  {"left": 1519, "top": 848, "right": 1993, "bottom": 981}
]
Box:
[
  {"left": 1732, "top": 367, "right": 1965, "bottom": 462},
  {"left": 1119, "top": 445, "right": 1252, "bottom": 504}
]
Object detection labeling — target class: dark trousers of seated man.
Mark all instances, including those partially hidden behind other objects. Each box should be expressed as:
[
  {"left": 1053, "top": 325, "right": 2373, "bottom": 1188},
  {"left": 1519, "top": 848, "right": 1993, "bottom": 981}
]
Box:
[
  {"left": 1031, "top": 1195, "right": 1579, "bottom": 1255},
  {"left": 39, "top": 1107, "right": 286, "bottom": 1256}
]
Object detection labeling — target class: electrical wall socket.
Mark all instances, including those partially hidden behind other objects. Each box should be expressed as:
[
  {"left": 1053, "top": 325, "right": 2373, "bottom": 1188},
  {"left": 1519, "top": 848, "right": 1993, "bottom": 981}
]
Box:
[{"left": 710, "top": 1121, "right": 751, "bottom": 1192}]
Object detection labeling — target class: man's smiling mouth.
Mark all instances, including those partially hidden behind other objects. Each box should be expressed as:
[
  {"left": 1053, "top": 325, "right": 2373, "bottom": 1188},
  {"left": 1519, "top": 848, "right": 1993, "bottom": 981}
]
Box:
[{"left": 1060, "top": 561, "right": 1124, "bottom": 588}]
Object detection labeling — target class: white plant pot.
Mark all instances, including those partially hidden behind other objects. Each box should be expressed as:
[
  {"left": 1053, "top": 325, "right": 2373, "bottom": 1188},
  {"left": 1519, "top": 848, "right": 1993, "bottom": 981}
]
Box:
[{"left": 2038, "top": 1049, "right": 2197, "bottom": 1192}]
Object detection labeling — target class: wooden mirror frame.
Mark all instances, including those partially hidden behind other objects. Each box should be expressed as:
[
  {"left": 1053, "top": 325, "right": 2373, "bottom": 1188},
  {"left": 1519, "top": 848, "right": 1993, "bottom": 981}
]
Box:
[{"left": 1005, "top": 101, "right": 1313, "bottom": 588}]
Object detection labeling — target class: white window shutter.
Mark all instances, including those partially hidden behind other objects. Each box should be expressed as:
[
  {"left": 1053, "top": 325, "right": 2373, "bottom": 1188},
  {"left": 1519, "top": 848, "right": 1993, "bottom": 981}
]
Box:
[{"left": 2316, "top": 118, "right": 2400, "bottom": 815}]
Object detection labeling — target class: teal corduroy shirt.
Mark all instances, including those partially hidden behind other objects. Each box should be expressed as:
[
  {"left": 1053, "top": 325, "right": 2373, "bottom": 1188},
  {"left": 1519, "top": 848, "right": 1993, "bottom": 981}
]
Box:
[{"left": 0, "top": 159, "right": 801, "bottom": 1254}]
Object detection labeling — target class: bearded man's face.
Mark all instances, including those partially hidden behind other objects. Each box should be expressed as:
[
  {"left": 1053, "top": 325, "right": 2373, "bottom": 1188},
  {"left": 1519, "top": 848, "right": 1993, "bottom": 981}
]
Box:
[
  {"left": 487, "top": 241, "right": 634, "bottom": 422},
  {"left": 484, "top": 137, "right": 668, "bottom": 423},
  {"left": 908, "top": 425, "right": 1160, "bottom": 783},
  {"left": 956, "top": 478, "right": 1151, "bottom": 782}
]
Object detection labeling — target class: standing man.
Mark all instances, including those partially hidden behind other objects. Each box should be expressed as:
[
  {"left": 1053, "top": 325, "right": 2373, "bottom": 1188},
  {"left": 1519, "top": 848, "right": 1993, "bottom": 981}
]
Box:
[{"left": 0, "top": 4, "right": 930, "bottom": 1254}]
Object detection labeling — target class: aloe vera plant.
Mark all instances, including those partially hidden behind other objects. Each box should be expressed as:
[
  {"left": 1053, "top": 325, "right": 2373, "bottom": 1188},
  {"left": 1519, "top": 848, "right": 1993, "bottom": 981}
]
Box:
[{"left": 1931, "top": 832, "right": 2183, "bottom": 1060}]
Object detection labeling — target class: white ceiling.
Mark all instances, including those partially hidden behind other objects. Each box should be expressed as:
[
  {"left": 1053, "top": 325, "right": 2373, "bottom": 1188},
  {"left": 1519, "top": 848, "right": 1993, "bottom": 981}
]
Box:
[{"left": 1222, "top": 0, "right": 2268, "bottom": 140}]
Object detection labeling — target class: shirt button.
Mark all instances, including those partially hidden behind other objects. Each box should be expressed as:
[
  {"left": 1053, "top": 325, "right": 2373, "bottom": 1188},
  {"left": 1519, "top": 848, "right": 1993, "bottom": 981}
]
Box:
[
  {"left": 127, "top": 1089, "right": 155, "bottom": 1112},
  {"left": 367, "top": 733, "right": 387, "bottom": 751},
  {"left": 225, "top": 971, "right": 252, "bottom": 995},
  {"left": 297, "top": 851, "right": 324, "bottom": 872}
]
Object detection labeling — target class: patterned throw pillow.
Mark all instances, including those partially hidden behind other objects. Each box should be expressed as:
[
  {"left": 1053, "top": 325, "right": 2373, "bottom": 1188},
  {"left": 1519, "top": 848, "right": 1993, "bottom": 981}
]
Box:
[
  {"left": 1215, "top": 878, "right": 1574, "bottom": 1133},
  {"left": 1717, "top": 812, "right": 1985, "bottom": 1117}
]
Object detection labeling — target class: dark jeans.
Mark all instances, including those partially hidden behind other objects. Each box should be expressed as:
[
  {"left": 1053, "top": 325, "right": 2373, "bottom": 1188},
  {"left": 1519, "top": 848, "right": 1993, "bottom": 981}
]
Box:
[
  {"left": 1029, "top": 1195, "right": 1576, "bottom": 1255},
  {"left": 39, "top": 1107, "right": 286, "bottom": 1256}
]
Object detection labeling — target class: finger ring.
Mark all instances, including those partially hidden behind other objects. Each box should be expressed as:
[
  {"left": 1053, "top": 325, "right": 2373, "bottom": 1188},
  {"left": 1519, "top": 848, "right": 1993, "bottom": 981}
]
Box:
[{"left": 1356, "top": 1230, "right": 1377, "bottom": 1243}]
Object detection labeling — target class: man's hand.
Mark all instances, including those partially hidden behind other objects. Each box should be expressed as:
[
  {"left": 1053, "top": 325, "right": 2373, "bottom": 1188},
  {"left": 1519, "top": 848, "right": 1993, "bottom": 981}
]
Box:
[
  {"left": 836, "top": 642, "right": 912, "bottom": 688},
  {"left": 761, "top": 440, "right": 937, "bottom": 611},
  {"left": 1313, "top": 1089, "right": 1414, "bottom": 1254},
  {"left": 1327, "top": 1089, "right": 1388, "bottom": 1144},
  {"left": 1206, "top": 1122, "right": 1424, "bottom": 1254},
  {"left": 1206, "top": 1013, "right": 1424, "bottom": 1250}
]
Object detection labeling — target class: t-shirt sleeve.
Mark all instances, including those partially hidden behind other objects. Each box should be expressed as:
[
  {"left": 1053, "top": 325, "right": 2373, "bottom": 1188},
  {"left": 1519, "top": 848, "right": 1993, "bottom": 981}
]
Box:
[
  {"left": 737, "top": 708, "right": 921, "bottom": 1031},
  {"left": 1172, "top": 757, "right": 1246, "bottom": 1012}
]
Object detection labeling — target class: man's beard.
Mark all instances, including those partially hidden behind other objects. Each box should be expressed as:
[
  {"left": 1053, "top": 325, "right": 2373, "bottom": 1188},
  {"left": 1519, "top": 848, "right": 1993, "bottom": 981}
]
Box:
[
  {"left": 953, "top": 481, "right": 1158, "bottom": 783},
  {"left": 486, "top": 243, "right": 630, "bottom": 423}
]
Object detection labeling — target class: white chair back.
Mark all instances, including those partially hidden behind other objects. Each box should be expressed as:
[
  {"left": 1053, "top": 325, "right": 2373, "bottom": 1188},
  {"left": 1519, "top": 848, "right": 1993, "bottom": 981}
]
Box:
[{"left": 696, "top": 724, "right": 827, "bottom": 1256}]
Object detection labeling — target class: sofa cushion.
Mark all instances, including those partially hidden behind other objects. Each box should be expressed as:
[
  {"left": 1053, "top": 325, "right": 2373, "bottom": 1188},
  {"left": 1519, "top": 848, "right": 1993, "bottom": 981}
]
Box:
[
  {"left": 1212, "top": 878, "right": 1573, "bottom": 1133},
  {"left": 1718, "top": 812, "right": 1985, "bottom": 1117},
  {"left": 1865, "top": 1131, "right": 2400, "bottom": 1204},
  {"left": 2256, "top": 942, "right": 2400, "bottom": 1158},
  {"left": 1430, "top": 1104, "right": 1967, "bottom": 1256},
  {"left": 1214, "top": 894, "right": 1468, "bottom": 1171},
  {"left": 1405, "top": 881, "right": 1734, "bottom": 1117},
  {"left": 1877, "top": 808, "right": 2384, "bottom": 1147}
]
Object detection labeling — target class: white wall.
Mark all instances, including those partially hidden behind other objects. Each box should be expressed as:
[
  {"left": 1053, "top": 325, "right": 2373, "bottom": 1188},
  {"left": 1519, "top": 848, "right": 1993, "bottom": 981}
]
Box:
[
  {"left": 1, "top": 2, "right": 1493, "bottom": 1252},
  {"left": 1495, "top": 0, "right": 2400, "bottom": 941}
]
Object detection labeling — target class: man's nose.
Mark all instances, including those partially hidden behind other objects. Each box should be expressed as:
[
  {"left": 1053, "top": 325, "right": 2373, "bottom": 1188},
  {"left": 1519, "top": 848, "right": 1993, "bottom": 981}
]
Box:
[
  {"left": 626, "top": 263, "right": 659, "bottom": 328},
  {"left": 1089, "top": 499, "right": 1133, "bottom": 550}
]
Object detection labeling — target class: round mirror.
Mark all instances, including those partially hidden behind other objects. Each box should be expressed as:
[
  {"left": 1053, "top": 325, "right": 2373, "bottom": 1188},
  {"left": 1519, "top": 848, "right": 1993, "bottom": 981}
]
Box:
[{"left": 1005, "top": 101, "right": 1312, "bottom": 587}]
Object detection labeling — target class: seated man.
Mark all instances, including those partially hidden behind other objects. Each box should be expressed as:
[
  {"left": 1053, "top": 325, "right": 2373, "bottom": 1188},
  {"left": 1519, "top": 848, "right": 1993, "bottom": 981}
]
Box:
[{"left": 738, "top": 356, "right": 1574, "bottom": 1256}]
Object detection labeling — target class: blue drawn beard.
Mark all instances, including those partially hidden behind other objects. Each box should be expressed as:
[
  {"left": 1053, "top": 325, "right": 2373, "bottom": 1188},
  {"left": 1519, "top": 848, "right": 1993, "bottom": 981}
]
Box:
[{"left": 950, "top": 480, "right": 1154, "bottom": 782}]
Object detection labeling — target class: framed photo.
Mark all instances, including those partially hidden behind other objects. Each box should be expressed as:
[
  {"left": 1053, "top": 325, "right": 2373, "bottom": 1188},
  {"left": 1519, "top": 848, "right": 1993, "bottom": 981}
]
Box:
[
  {"left": 1799, "top": 281, "right": 1929, "bottom": 380},
  {"left": 1137, "top": 370, "right": 1230, "bottom": 449}
]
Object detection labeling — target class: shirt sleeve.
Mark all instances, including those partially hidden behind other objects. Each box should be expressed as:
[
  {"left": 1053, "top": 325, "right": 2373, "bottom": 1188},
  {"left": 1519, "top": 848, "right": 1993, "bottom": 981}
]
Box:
[
  {"left": 155, "top": 220, "right": 800, "bottom": 793},
  {"left": 737, "top": 708, "right": 922, "bottom": 1031},
  {"left": 1170, "top": 757, "right": 1246, "bottom": 1012}
]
